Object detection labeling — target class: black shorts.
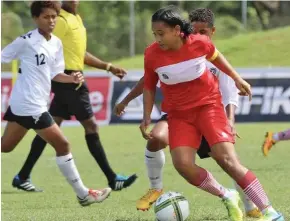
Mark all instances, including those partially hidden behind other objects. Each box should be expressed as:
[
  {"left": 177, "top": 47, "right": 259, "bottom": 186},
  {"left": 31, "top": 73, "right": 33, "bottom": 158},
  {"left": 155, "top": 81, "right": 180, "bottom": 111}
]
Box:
[
  {"left": 50, "top": 70, "right": 93, "bottom": 121},
  {"left": 157, "top": 114, "right": 211, "bottom": 159},
  {"left": 3, "top": 106, "right": 54, "bottom": 130}
]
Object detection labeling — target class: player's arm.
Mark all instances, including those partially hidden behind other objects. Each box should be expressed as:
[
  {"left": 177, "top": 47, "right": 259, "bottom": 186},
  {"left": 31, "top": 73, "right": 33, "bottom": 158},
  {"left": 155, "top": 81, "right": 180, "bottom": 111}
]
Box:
[
  {"left": 123, "top": 77, "right": 144, "bottom": 105},
  {"left": 1, "top": 37, "right": 25, "bottom": 63},
  {"left": 51, "top": 41, "right": 84, "bottom": 84},
  {"left": 218, "top": 72, "right": 239, "bottom": 118},
  {"left": 143, "top": 70, "right": 158, "bottom": 121},
  {"left": 225, "top": 104, "right": 236, "bottom": 124},
  {"left": 84, "top": 52, "right": 126, "bottom": 79},
  {"left": 218, "top": 71, "right": 240, "bottom": 137},
  {"left": 140, "top": 52, "right": 158, "bottom": 140},
  {"left": 205, "top": 39, "right": 252, "bottom": 100},
  {"left": 114, "top": 77, "right": 144, "bottom": 116},
  {"left": 52, "top": 72, "right": 84, "bottom": 83}
]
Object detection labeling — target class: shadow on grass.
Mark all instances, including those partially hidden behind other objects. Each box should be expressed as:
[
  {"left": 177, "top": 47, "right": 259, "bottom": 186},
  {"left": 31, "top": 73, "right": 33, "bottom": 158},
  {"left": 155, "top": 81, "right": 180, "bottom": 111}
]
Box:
[
  {"left": 1, "top": 190, "right": 41, "bottom": 194},
  {"left": 114, "top": 216, "right": 228, "bottom": 221}
]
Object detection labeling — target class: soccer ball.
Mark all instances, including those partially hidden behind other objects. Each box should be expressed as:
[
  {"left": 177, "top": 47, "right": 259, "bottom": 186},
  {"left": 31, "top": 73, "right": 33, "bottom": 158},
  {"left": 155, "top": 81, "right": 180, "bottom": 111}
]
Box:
[{"left": 154, "top": 191, "right": 189, "bottom": 221}]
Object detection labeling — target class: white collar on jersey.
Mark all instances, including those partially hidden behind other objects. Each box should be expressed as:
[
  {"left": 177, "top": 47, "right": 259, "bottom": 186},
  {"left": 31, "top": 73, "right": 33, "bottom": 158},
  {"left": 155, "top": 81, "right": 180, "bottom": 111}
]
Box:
[{"left": 36, "top": 29, "right": 52, "bottom": 42}]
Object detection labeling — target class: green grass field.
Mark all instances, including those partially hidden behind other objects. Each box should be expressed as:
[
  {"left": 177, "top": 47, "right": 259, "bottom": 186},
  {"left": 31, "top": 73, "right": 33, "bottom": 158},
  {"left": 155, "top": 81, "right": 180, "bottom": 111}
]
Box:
[
  {"left": 1, "top": 123, "right": 290, "bottom": 221},
  {"left": 111, "top": 27, "right": 290, "bottom": 69}
]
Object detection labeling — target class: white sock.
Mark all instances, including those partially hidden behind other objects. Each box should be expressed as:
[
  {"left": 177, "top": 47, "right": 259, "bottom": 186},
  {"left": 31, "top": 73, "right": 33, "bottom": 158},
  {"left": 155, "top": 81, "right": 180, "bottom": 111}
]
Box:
[
  {"left": 273, "top": 133, "right": 279, "bottom": 142},
  {"left": 145, "top": 149, "right": 165, "bottom": 190},
  {"left": 262, "top": 206, "right": 277, "bottom": 215},
  {"left": 56, "top": 153, "right": 88, "bottom": 199},
  {"left": 234, "top": 181, "right": 257, "bottom": 212},
  {"left": 222, "top": 189, "right": 234, "bottom": 200}
]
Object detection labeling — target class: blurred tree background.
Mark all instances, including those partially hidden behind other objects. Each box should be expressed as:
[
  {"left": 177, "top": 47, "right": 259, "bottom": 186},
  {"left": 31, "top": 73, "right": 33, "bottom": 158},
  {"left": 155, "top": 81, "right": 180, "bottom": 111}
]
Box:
[{"left": 2, "top": 0, "right": 290, "bottom": 67}]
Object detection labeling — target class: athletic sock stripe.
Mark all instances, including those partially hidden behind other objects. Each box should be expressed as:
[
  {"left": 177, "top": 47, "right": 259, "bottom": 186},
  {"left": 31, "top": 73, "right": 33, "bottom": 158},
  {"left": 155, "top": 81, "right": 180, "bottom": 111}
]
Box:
[
  {"left": 242, "top": 179, "right": 270, "bottom": 211},
  {"left": 244, "top": 181, "right": 260, "bottom": 192},
  {"left": 198, "top": 172, "right": 210, "bottom": 188},
  {"left": 244, "top": 179, "right": 259, "bottom": 192},
  {"left": 245, "top": 187, "right": 266, "bottom": 197}
]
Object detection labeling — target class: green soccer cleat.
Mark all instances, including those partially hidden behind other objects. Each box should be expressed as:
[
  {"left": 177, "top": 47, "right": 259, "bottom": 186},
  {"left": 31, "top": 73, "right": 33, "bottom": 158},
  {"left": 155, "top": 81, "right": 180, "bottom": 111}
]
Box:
[{"left": 222, "top": 190, "right": 243, "bottom": 221}]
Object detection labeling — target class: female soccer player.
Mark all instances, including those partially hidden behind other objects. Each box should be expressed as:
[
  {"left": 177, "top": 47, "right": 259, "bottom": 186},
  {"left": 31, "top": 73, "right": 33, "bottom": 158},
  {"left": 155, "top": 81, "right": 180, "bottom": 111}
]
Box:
[
  {"left": 262, "top": 129, "right": 290, "bottom": 156},
  {"left": 12, "top": 0, "right": 136, "bottom": 193},
  {"left": 1, "top": 1, "right": 111, "bottom": 206},
  {"left": 115, "top": 8, "right": 262, "bottom": 218},
  {"left": 140, "top": 5, "right": 284, "bottom": 221}
]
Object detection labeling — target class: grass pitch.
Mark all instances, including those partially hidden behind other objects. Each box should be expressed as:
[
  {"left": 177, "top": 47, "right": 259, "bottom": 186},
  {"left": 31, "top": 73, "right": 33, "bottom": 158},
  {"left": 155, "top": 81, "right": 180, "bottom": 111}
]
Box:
[{"left": 2, "top": 123, "right": 290, "bottom": 221}]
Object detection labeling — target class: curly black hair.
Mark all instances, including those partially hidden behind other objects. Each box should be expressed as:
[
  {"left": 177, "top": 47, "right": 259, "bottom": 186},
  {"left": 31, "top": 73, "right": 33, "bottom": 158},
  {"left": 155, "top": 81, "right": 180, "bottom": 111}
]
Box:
[
  {"left": 189, "top": 8, "right": 214, "bottom": 27},
  {"left": 152, "top": 5, "right": 193, "bottom": 37},
  {"left": 30, "top": 1, "right": 61, "bottom": 17}
]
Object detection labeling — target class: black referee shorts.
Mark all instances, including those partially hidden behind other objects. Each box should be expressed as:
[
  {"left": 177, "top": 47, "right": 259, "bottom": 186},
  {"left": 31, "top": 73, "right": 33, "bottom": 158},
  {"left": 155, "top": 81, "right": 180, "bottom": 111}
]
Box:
[
  {"left": 50, "top": 70, "right": 94, "bottom": 121},
  {"left": 3, "top": 106, "right": 54, "bottom": 130},
  {"left": 157, "top": 114, "right": 211, "bottom": 159}
]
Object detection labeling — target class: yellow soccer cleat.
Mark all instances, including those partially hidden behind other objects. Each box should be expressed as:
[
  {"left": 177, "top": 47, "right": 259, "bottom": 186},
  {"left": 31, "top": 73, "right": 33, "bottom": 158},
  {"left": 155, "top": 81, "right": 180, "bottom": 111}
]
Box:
[
  {"left": 136, "top": 189, "right": 163, "bottom": 211},
  {"left": 222, "top": 190, "right": 243, "bottom": 221},
  {"left": 262, "top": 132, "right": 276, "bottom": 156},
  {"left": 246, "top": 208, "right": 262, "bottom": 218}
]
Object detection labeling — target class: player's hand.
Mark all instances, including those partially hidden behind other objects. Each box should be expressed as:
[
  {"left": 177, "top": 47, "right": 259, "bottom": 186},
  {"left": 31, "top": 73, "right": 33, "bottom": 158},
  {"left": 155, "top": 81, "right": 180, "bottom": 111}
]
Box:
[
  {"left": 234, "top": 77, "right": 252, "bottom": 101},
  {"left": 139, "top": 118, "right": 152, "bottom": 140},
  {"left": 72, "top": 72, "right": 84, "bottom": 84},
  {"left": 114, "top": 102, "right": 127, "bottom": 117},
  {"left": 228, "top": 119, "right": 241, "bottom": 140},
  {"left": 109, "top": 65, "right": 127, "bottom": 80}
]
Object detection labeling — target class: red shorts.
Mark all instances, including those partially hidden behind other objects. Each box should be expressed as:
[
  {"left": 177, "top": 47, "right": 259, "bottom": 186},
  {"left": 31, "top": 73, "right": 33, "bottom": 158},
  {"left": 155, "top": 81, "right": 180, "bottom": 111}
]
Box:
[{"left": 167, "top": 102, "right": 234, "bottom": 150}]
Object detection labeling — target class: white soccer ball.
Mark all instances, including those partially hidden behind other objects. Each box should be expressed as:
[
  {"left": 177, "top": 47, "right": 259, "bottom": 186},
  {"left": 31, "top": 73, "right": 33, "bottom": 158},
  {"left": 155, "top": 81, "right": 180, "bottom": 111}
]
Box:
[{"left": 154, "top": 191, "right": 189, "bottom": 221}]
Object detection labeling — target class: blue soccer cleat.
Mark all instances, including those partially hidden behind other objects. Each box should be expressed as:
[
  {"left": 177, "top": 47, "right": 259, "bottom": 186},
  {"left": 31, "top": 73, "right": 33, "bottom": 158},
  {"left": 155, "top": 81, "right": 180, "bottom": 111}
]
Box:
[
  {"left": 12, "top": 175, "right": 43, "bottom": 192},
  {"left": 109, "top": 174, "right": 138, "bottom": 191}
]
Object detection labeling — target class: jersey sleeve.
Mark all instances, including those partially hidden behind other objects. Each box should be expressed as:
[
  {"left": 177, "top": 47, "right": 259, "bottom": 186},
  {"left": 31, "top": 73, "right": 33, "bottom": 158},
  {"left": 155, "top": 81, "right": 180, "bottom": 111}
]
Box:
[
  {"left": 197, "top": 35, "right": 219, "bottom": 61},
  {"left": 51, "top": 40, "right": 65, "bottom": 79},
  {"left": 53, "top": 16, "right": 68, "bottom": 39},
  {"left": 144, "top": 49, "right": 159, "bottom": 90},
  {"left": 218, "top": 71, "right": 239, "bottom": 108},
  {"left": 1, "top": 37, "right": 25, "bottom": 63}
]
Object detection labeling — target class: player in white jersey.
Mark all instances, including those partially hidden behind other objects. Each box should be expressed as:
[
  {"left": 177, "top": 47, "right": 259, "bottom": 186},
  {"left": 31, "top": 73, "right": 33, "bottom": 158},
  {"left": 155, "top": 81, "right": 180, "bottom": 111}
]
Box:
[
  {"left": 114, "top": 8, "right": 262, "bottom": 218},
  {"left": 1, "top": 1, "right": 111, "bottom": 206}
]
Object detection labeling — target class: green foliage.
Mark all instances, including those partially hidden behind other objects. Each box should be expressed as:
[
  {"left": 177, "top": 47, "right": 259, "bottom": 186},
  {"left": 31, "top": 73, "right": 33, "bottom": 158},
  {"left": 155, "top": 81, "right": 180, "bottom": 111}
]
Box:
[
  {"left": 113, "top": 27, "right": 290, "bottom": 68},
  {"left": 214, "top": 16, "right": 244, "bottom": 39},
  {"left": 1, "top": 11, "right": 25, "bottom": 72},
  {"left": 1, "top": 1, "right": 290, "bottom": 63},
  {"left": 1, "top": 12, "right": 24, "bottom": 47}
]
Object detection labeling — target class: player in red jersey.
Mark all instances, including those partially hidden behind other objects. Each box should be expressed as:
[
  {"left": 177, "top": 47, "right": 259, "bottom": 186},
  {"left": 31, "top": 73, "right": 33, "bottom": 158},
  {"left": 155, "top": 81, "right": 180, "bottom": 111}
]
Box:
[
  {"left": 115, "top": 8, "right": 262, "bottom": 218},
  {"left": 140, "top": 6, "right": 284, "bottom": 221}
]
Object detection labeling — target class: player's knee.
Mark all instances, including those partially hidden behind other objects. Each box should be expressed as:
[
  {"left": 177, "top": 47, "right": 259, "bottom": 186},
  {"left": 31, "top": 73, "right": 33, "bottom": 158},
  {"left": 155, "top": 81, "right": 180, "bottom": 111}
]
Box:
[
  {"left": 147, "top": 138, "right": 165, "bottom": 151},
  {"left": 83, "top": 121, "right": 98, "bottom": 134},
  {"left": 1, "top": 141, "right": 15, "bottom": 153},
  {"left": 53, "top": 138, "right": 71, "bottom": 155},
  {"left": 173, "top": 158, "right": 192, "bottom": 175},
  {"left": 1, "top": 146, "right": 14, "bottom": 153},
  {"left": 151, "top": 130, "right": 168, "bottom": 144},
  {"left": 215, "top": 153, "right": 239, "bottom": 170}
]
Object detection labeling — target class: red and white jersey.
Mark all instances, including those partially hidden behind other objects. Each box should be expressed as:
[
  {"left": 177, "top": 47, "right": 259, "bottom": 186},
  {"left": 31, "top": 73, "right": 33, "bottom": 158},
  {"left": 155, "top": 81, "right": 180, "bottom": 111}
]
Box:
[
  {"left": 207, "top": 62, "right": 239, "bottom": 108},
  {"left": 144, "top": 34, "right": 221, "bottom": 112},
  {"left": 158, "top": 62, "right": 239, "bottom": 110},
  {"left": 1, "top": 29, "right": 64, "bottom": 116}
]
